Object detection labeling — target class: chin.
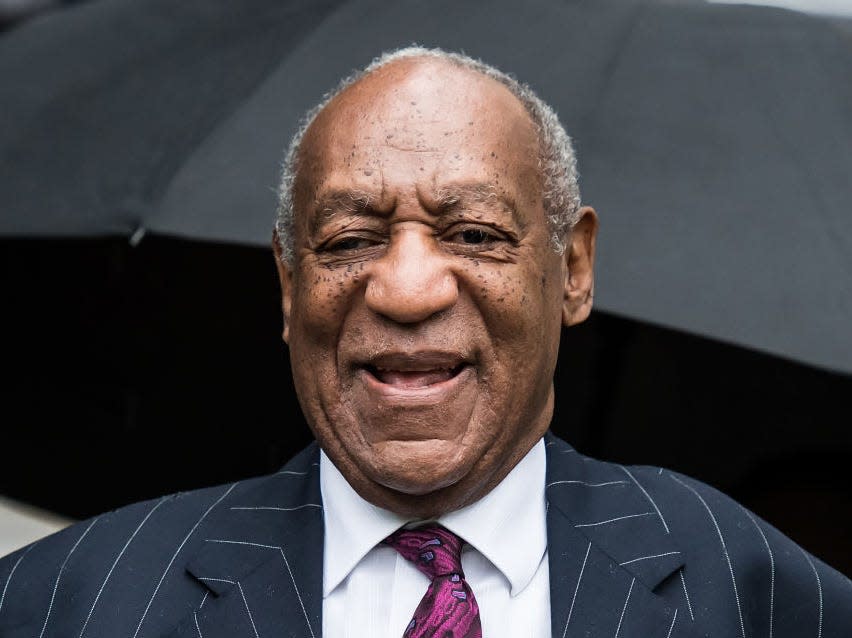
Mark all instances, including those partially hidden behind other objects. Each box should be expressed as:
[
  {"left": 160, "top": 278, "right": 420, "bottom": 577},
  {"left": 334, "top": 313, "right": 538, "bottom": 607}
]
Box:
[{"left": 364, "top": 438, "right": 474, "bottom": 496}]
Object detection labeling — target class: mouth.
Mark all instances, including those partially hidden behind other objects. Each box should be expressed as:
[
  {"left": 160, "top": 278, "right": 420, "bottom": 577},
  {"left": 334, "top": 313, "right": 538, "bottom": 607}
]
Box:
[
  {"left": 364, "top": 363, "right": 468, "bottom": 389},
  {"left": 351, "top": 350, "right": 480, "bottom": 439},
  {"left": 357, "top": 351, "right": 473, "bottom": 393}
]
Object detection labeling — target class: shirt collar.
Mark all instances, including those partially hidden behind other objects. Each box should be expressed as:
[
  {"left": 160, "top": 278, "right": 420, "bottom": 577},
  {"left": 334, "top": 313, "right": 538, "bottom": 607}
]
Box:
[{"left": 320, "top": 438, "right": 547, "bottom": 598}]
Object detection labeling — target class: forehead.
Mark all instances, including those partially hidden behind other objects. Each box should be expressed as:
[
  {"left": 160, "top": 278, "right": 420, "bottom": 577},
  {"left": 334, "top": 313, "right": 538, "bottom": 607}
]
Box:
[{"left": 296, "top": 58, "right": 542, "bottom": 204}]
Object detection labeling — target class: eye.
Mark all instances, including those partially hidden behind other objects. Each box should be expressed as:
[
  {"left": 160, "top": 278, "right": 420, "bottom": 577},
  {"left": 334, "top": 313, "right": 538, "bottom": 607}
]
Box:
[
  {"left": 460, "top": 229, "right": 491, "bottom": 244},
  {"left": 323, "top": 234, "right": 382, "bottom": 253},
  {"left": 445, "top": 225, "right": 505, "bottom": 247},
  {"left": 330, "top": 237, "right": 368, "bottom": 251}
]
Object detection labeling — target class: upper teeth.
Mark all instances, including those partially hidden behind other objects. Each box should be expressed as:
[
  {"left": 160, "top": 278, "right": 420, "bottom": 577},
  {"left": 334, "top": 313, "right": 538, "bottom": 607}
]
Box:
[{"left": 375, "top": 367, "right": 453, "bottom": 372}]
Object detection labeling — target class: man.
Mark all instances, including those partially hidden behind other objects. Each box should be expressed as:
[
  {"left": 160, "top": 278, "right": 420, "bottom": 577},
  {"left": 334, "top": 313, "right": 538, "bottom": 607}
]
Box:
[{"left": 1, "top": 47, "right": 849, "bottom": 638}]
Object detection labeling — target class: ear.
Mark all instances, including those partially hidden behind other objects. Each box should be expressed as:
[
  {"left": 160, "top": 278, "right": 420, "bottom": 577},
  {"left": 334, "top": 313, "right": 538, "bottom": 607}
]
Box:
[
  {"left": 561, "top": 206, "right": 598, "bottom": 327},
  {"left": 272, "top": 231, "right": 294, "bottom": 344}
]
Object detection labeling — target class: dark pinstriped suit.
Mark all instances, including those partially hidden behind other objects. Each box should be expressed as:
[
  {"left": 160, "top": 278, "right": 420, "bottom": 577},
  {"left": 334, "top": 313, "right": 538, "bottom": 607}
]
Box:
[{"left": 1, "top": 433, "right": 850, "bottom": 637}]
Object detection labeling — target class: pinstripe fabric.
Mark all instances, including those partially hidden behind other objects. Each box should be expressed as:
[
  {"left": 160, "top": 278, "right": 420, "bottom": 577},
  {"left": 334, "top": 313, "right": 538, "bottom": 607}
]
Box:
[{"left": 1, "top": 434, "right": 850, "bottom": 637}]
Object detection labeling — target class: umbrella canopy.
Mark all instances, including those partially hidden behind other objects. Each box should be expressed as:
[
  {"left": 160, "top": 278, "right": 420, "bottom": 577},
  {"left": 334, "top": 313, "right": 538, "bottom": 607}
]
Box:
[{"left": 2, "top": 0, "right": 850, "bottom": 372}]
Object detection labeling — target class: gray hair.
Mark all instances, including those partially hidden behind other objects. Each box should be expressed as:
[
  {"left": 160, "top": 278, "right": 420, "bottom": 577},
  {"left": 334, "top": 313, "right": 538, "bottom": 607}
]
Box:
[{"left": 275, "top": 46, "right": 581, "bottom": 262}]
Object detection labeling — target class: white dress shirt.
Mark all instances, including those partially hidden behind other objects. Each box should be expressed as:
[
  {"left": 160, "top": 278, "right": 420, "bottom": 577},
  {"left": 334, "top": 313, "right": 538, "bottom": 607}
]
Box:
[{"left": 321, "top": 439, "right": 550, "bottom": 638}]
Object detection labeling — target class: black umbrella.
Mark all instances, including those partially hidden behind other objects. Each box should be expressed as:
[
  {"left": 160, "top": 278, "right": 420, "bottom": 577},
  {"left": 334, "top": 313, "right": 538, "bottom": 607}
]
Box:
[
  {"left": 1, "top": 0, "right": 851, "bottom": 572},
  {"left": 2, "top": 0, "right": 850, "bottom": 372}
]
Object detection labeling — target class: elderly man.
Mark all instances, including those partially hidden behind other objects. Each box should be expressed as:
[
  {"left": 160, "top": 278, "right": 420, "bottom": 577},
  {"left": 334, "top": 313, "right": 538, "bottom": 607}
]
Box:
[{"left": 1, "top": 48, "right": 850, "bottom": 638}]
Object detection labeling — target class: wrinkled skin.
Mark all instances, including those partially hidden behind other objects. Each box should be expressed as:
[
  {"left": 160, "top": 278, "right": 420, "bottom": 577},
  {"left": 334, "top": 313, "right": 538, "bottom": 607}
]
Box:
[{"left": 274, "top": 58, "right": 597, "bottom": 518}]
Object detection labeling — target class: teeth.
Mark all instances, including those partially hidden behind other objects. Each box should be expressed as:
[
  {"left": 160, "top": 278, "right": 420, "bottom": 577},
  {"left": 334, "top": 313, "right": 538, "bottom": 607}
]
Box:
[
  {"left": 370, "top": 367, "right": 461, "bottom": 388},
  {"left": 375, "top": 367, "right": 453, "bottom": 373}
]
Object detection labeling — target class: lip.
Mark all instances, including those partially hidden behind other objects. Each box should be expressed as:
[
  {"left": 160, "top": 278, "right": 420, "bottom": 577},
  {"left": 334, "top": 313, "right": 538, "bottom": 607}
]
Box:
[
  {"left": 363, "top": 350, "right": 470, "bottom": 370},
  {"left": 354, "top": 350, "right": 475, "bottom": 402}
]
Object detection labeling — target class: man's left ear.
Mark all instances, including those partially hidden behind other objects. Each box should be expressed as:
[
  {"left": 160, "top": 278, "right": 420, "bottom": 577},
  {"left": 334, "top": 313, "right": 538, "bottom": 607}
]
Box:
[{"left": 561, "top": 206, "right": 598, "bottom": 327}]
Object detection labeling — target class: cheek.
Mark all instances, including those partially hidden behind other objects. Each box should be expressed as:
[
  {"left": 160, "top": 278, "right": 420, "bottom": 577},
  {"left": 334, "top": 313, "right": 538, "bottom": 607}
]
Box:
[
  {"left": 468, "top": 261, "right": 563, "bottom": 402},
  {"left": 288, "top": 269, "right": 362, "bottom": 417},
  {"left": 292, "top": 266, "right": 365, "bottom": 340},
  {"left": 470, "top": 264, "right": 552, "bottom": 339}
]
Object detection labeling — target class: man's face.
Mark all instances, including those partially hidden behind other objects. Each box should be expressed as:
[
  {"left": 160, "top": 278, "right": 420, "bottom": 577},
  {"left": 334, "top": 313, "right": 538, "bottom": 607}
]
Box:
[{"left": 276, "top": 59, "right": 596, "bottom": 517}]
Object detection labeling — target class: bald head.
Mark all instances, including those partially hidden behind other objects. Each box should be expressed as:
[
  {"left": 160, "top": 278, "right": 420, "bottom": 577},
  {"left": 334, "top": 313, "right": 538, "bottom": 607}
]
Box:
[
  {"left": 276, "top": 47, "right": 581, "bottom": 263},
  {"left": 303, "top": 56, "right": 535, "bottom": 161},
  {"left": 292, "top": 57, "right": 542, "bottom": 244}
]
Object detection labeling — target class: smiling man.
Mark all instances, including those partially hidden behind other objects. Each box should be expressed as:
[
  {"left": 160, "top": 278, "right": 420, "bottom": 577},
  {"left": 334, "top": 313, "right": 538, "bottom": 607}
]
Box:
[{"left": 1, "top": 47, "right": 850, "bottom": 638}]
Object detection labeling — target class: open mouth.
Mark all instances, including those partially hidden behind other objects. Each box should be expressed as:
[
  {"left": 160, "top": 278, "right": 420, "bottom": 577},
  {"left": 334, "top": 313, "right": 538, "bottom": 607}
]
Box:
[
  {"left": 364, "top": 363, "right": 469, "bottom": 389},
  {"left": 357, "top": 350, "right": 473, "bottom": 392}
]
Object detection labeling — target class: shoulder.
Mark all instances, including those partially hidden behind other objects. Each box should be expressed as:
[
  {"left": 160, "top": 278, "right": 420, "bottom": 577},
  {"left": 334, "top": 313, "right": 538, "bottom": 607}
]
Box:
[
  {"left": 638, "top": 465, "right": 852, "bottom": 636},
  {"left": 0, "top": 484, "right": 226, "bottom": 634},
  {"left": 545, "top": 434, "right": 852, "bottom": 636},
  {"left": 0, "top": 445, "right": 318, "bottom": 636},
  {"left": 0, "top": 476, "right": 270, "bottom": 572}
]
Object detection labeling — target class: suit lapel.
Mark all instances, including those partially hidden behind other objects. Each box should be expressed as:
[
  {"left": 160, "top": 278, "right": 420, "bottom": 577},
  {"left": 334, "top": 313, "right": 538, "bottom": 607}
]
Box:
[
  {"left": 166, "top": 444, "right": 324, "bottom": 638},
  {"left": 166, "top": 433, "right": 703, "bottom": 637},
  {"left": 545, "top": 434, "right": 699, "bottom": 638}
]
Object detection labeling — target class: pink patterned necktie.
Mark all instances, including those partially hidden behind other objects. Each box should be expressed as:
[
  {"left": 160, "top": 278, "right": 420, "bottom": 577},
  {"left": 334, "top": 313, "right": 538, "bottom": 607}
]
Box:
[{"left": 384, "top": 525, "right": 482, "bottom": 638}]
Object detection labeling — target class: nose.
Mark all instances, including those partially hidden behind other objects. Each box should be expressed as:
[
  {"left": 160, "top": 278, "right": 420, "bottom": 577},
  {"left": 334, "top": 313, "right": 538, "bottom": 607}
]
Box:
[{"left": 365, "top": 226, "right": 458, "bottom": 324}]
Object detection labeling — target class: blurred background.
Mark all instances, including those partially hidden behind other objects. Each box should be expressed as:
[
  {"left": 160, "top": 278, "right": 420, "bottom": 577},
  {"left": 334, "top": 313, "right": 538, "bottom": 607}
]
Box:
[{"left": 1, "top": 0, "right": 850, "bottom": 573}]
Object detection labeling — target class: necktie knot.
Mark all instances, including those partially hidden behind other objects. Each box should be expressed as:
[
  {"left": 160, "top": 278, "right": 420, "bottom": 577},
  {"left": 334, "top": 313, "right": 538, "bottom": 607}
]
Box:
[
  {"left": 384, "top": 525, "right": 465, "bottom": 580},
  {"left": 383, "top": 525, "right": 482, "bottom": 637}
]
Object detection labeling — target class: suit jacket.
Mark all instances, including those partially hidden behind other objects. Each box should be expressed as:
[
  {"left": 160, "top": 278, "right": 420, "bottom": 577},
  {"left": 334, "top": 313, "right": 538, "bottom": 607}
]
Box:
[{"left": 1, "top": 433, "right": 850, "bottom": 638}]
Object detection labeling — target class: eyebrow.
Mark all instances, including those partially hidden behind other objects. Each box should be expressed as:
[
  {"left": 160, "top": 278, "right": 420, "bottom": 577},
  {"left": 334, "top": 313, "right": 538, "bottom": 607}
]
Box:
[
  {"left": 311, "top": 189, "right": 378, "bottom": 234},
  {"left": 432, "top": 183, "right": 518, "bottom": 218},
  {"left": 310, "top": 182, "right": 521, "bottom": 233}
]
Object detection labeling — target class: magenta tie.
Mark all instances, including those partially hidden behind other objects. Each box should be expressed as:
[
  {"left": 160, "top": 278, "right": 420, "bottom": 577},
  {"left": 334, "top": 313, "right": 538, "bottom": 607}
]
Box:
[{"left": 384, "top": 525, "right": 482, "bottom": 638}]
